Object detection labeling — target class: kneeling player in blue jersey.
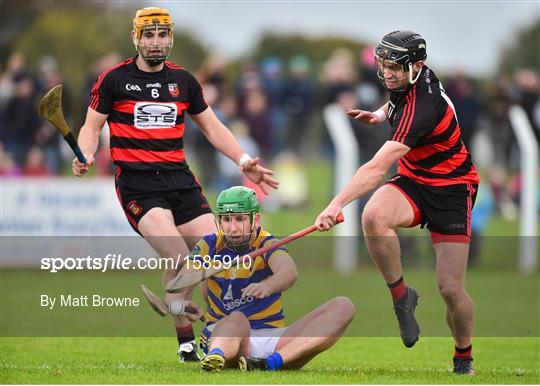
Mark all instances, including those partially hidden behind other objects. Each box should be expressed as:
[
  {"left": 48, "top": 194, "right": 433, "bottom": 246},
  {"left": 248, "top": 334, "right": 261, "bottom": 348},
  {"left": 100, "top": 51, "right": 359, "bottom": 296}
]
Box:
[{"left": 192, "top": 186, "right": 356, "bottom": 371}]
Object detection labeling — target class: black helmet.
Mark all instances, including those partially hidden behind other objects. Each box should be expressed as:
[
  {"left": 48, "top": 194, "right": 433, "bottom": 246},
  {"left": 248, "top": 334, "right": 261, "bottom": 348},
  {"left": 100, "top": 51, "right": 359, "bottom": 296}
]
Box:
[{"left": 375, "top": 30, "right": 427, "bottom": 72}]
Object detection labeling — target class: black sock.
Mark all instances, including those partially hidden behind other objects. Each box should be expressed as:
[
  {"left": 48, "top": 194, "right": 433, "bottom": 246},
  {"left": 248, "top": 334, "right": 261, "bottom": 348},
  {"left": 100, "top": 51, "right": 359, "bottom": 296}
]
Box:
[
  {"left": 176, "top": 325, "right": 195, "bottom": 345},
  {"left": 454, "top": 344, "right": 473, "bottom": 360}
]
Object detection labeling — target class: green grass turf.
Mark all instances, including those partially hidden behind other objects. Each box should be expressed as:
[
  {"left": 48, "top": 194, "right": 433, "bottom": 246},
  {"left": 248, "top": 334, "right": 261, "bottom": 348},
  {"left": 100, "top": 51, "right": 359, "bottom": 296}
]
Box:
[
  {"left": 3, "top": 160, "right": 536, "bottom": 383},
  {"left": 1, "top": 337, "right": 538, "bottom": 384},
  {"left": 1, "top": 268, "right": 538, "bottom": 337},
  {"left": 1, "top": 267, "right": 538, "bottom": 383}
]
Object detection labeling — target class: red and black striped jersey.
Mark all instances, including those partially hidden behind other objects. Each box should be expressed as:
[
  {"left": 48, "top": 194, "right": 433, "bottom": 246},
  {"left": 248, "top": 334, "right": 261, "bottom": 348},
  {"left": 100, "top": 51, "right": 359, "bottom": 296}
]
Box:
[
  {"left": 388, "top": 66, "right": 479, "bottom": 186},
  {"left": 89, "top": 56, "right": 208, "bottom": 171}
]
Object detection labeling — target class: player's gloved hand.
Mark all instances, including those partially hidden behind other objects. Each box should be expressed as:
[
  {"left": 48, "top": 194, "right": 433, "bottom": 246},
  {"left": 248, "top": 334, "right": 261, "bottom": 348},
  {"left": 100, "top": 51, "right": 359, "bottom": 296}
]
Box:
[
  {"left": 240, "top": 157, "right": 279, "bottom": 195},
  {"left": 346, "top": 109, "right": 384, "bottom": 125},
  {"left": 315, "top": 203, "right": 343, "bottom": 231},
  {"left": 72, "top": 153, "right": 94, "bottom": 177},
  {"left": 241, "top": 282, "right": 274, "bottom": 299}
]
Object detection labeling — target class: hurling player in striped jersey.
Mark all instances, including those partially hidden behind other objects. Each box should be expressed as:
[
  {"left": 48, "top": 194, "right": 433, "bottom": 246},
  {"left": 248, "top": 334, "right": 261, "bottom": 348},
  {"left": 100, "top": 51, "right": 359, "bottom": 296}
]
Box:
[
  {"left": 72, "top": 7, "right": 278, "bottom": 363},
  {"left": 316, "top": 31, "right": 479, "bottom": 375},
  {"left": 188, "top": 186, "right": 356, "bottom": 372}
]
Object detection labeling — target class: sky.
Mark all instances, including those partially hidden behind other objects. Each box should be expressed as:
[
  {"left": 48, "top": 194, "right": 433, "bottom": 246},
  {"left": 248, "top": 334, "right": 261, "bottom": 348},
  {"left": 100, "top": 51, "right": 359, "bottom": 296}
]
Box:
[{"left": 150, "top": 0, "right": 539, "bottom": 76}]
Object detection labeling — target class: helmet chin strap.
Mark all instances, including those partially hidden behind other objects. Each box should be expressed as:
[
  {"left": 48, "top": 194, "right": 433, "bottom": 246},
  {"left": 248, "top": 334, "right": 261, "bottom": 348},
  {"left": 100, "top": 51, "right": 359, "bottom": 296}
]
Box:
[{"left": 408, "top": 63, "right": 422, "bottom": 84}]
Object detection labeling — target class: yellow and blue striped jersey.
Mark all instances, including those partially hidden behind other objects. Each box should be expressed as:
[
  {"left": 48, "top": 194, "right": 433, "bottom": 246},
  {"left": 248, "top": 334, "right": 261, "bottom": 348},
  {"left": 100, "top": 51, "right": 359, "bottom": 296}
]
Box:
[{"left": 191, "top": 227, "right": 287, "bottom": 330}]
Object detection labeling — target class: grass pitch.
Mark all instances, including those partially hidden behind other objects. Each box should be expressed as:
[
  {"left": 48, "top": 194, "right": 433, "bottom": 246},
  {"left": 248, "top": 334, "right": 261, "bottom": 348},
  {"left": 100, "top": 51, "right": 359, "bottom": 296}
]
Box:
[
  {"left": 1, "top": 337, "right": 538, "bottom": 384},
  {"left": 2, "top": 160, "right": 538, "bottom": 383},
  {"left": 1, "top": 267, "right": 538, "bottom": 384}
]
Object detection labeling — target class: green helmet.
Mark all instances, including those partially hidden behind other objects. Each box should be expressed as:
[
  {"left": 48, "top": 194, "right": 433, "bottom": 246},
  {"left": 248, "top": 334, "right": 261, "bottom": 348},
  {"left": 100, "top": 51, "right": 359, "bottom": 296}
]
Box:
[
  {"left": 216, "top": 186, "right": 259, "bottom": 216},
  {"left": 216, "top": 186, "right": 259, "bottom": 250}
]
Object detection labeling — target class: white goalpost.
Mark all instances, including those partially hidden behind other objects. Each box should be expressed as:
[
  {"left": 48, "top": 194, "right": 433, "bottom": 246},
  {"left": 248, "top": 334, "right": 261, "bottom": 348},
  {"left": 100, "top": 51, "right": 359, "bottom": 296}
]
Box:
[
  {"left": 323, "top": 103, "right": 359, "bottom": 274},
  {"left": 508, "top": 105, "right": 539, "bottom": 274}
]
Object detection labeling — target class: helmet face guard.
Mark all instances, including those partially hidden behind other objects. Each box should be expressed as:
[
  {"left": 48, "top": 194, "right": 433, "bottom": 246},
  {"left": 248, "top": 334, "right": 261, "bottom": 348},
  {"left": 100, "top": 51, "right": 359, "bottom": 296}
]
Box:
[
  {"left": 217, "top": 213, "right": 256, "bottom": 252},
  {"left": 374, "top": 30, "right": 427, "bottom": 90},
  {"left": 216, "top": 186, "right": 260, "bottom": 252},
  {"left": 133, "top": 8, "right": 174, "bottom": 66}
]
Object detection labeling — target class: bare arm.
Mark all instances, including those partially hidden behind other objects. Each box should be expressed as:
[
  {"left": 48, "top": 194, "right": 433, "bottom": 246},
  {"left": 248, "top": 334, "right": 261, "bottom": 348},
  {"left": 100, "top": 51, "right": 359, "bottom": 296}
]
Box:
[
  {"left": 189, "top": 107, "right": 244, "bottom": 164},
  {"left": 316, "top": 140, "right": 410, "bottom": 230},
  {"left": 265, "top": 251, "right": 298, "bottom": 294},
  {"left": 241, "top": 250, "right": 298, "bottom": 299},
  {"left": 346, "top": 101, "right": 389, "bottom": 125},
  {"left": 72, "top": 107, "right": 108, "bottom": 176},
  {"left": 332, "top": 140, "right": 408, "bottom": 206},
  {"left": 190, "top": 107, "right": 279, "bottom": 193}
]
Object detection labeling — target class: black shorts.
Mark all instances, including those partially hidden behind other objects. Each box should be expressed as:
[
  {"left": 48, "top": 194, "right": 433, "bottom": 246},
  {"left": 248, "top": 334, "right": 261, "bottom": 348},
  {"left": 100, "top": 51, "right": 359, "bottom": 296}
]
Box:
[
  {"left": 114, "top": 167, "right": 213, "bottom": 235},
  {"left": 386, "top": 174, "right": 478, "bottom": 244}
]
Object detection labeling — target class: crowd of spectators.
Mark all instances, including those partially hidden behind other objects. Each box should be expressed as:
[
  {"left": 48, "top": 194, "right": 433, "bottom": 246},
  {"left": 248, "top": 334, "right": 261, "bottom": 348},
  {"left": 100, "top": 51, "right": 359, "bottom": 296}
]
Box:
[{"left": 1, "top": 49, "right": 538, "bottom": 218}]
